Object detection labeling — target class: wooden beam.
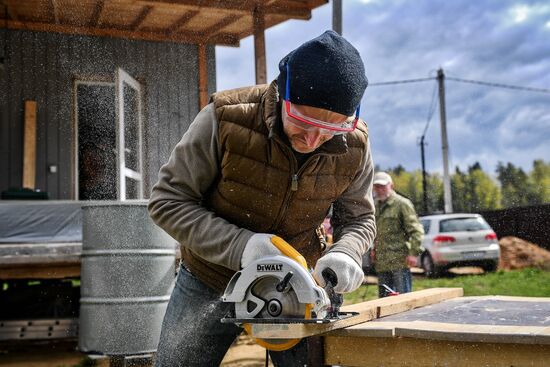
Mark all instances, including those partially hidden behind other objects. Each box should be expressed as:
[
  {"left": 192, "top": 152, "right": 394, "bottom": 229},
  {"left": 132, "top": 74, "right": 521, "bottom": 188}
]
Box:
[
  {"left": 89, "top": 0, "right": 105, "bottom": 27},
  {"left": 129, "top": 5, "right": 153, "bottom": 31},
  {"left": 324, "top": 336, "right": 550, "bottom": 367},
  {"left": 2, "top": 0, "right": 19, "bottom": 21},
  {"left": 168, "top": 10, "right": 200, "bottom": 35},
  {"left": 4, "top": 20, "right": 240, "bottom": 46},
  {"left": 23, "top": 101, "right": 37, "bottom": 189},
  {"left": 198, "top": 43, "right": 208, "bottom": 109},
  {"left": 138, "top": 0, "right": 319, "bottom": 18},
  {"left": 202, "top": 14, "right": 243, "bottom": 40},
  {"left": 246, "top": 288, "right": 463, "bottom": 340},
  {"left": 0, "top": 265, "right": 81, "bottom": 279},
  {"left": 253, "top": 5, "right": 266, "bottom": 85},
  {"left": 49, "top": 0, "right": 60, "bottom": 24}
]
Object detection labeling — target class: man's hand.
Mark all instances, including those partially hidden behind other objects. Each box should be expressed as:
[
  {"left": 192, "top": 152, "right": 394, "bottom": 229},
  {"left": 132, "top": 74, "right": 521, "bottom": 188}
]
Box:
[
  {"left": 313, "top": 252, "right": 364, "bottom": 293},
  {"left": 240, "top": 233, "right": 282, "bottom": 269},
  {"left": 406, "top": 255, "right": 418, "bottom": 268}
]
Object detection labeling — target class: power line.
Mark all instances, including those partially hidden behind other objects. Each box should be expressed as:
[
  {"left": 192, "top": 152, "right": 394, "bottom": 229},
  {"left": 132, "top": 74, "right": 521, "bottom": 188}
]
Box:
[
  {"left": 368, "top": 75, "right": 550, "bottom": 94},
  {"left": 446, "top": 76, "right": 550, "bottom": 94},
  {"left": 421, "top": 80, "right": 438, "bottom": 138},
  {"left": 369, "top": 77, "right": 434, "bottom": 86}
]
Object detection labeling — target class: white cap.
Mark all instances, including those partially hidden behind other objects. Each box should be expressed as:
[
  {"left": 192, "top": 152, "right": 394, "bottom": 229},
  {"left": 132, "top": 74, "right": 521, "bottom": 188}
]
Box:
[{"left": 373, "top": 171, "right": 393, "bottom": 185}]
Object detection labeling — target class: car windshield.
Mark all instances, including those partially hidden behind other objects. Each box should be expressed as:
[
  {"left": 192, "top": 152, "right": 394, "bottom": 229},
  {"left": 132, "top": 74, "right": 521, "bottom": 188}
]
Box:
[{"left": 439, "top": 217, "right": 490, "bottom": 233}]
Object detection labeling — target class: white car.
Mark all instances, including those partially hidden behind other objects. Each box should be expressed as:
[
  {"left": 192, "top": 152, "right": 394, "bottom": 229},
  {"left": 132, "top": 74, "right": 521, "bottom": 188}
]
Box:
[{"left": 418, "top": 213, "right": 500, "bottom": 277}]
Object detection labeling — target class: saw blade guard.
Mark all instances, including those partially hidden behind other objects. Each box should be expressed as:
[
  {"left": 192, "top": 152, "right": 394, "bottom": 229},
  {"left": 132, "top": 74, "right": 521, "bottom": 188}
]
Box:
[{"left": 222, "top": 255, "right": 330, "bottom": 318}]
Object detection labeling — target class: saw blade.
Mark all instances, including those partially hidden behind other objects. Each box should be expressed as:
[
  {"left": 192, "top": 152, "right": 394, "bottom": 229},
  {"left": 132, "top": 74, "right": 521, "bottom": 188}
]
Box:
[
  {"left": 251, "top": 276, "right": 306, "bottom": 319},
  {"left": 241, "top": 275, "right": 307, "bottom": 351}
]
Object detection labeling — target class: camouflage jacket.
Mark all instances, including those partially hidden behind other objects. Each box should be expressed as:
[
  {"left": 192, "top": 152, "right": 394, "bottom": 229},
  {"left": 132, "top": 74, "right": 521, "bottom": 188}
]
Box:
[{"left": 374, "top": 191, "right": 424, "bottom": 272}]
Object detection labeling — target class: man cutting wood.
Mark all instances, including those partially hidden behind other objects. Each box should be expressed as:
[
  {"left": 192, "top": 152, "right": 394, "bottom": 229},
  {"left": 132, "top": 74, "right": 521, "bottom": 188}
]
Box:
[{"left": 148, "top": 30, "right": 376, "bottom": 366}]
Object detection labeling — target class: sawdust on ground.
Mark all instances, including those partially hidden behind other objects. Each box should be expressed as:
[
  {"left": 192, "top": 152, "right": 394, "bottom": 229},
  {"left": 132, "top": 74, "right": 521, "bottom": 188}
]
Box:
[
  {"left": 221, "top": 334, "right": 272, "bottom": 367},
  {"left": 498, "top": 236, "right": 550, "bottom": 270}
]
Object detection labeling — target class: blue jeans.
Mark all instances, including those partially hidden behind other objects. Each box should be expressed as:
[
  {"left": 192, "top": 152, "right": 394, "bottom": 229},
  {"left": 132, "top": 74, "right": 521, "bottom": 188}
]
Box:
[
  {"left": 377, "top": 268, "right": 412, "bottom": 298},
  {"left": 155, "top": 265, "right": 309, "bottom": 367}
]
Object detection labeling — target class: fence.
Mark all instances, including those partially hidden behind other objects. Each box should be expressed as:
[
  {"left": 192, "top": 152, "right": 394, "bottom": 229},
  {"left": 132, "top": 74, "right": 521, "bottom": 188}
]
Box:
[{"left": 480, "top": 204, "right": 550, "bottom": 251}]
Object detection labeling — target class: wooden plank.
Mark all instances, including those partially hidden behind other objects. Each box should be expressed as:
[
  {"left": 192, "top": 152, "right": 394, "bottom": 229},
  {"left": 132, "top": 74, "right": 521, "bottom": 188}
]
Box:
[
  {"left": 394, "top": 321, "right": 550, "bottom": 345},
  {"left": 247, "top": 288, "right": 463, "bottom": 339},
  {"left": 23, "top": 100, "right": 37, "bottom": 189},
  {"left": 324, "top": 335, "right": 550, "bottom": 367},
  {"left": 0, "top": 265, "right": 81, "bottom": 280},
  {"left": 331, "top": 320, "right": 550, "bottom": 345},
  {"left": 6, "top": 20, "right": 240, "bottom": 46},
  {"left": 253, "top": 6, "right": 266, "bottom": 85},
  {"left": 197, "top": 43, "right": 208, "bottom": 109}
]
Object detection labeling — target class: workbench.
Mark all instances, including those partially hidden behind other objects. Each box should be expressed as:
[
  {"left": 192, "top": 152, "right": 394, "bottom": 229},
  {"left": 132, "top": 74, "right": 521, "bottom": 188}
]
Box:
[{"left": 324, "top": 293, "right": 550, "bottom": 367}]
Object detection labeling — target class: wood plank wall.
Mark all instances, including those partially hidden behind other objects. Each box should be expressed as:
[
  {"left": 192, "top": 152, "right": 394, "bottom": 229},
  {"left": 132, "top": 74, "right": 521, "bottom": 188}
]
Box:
[{"left": 0, "top": 29, "right": 217, "bottom": 199}]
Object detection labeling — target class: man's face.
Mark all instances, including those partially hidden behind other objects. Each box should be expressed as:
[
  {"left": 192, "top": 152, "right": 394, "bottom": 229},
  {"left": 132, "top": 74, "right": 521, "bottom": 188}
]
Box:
[
  {"left": 281, "top": 103, "right": 349, "bottom": 153},
  {"left": 373, "top": 183, "right": 393, "bottom": 201}
]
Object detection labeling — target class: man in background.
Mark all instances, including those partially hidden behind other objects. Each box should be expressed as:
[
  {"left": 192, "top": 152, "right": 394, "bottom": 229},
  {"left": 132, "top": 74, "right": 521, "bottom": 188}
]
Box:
[{"left": 372, "top": 171, "right": 424, "bottom": 297}]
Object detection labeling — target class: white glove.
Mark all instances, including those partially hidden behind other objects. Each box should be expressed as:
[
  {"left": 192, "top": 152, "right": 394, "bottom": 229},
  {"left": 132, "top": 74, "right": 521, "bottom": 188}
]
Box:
[
  {"left": 313, "top": 252, "right": 364, "bottom": 293},
  {"left": 240, "top": 233, "right": 282, "bottom": 269}
]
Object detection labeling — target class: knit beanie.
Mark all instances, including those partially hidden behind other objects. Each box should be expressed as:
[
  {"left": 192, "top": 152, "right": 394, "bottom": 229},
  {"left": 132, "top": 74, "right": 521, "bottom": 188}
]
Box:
[{"left": 277, "top": 30, "right": 368, "bottom": 116}]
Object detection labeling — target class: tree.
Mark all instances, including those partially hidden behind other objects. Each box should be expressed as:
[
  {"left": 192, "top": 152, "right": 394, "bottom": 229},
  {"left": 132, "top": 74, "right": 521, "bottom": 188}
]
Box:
[
  {"left": 452, "top": 163, "right": 500, "bottom": 212},
  {"left": 496, "top": 162, "right": 532, "bottom": 207},
  {"left": 529, "top": 160, "right": 550, "bottom": 204}
]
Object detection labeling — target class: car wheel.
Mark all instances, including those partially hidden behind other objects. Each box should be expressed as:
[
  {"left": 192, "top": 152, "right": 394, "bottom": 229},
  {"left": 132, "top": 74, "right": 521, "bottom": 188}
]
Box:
[
  {"left": 482, "top": 260, "right": 498, "bottom": 273},
  {"left": 421, "top": 253, "right": 440, "bottom": 278}
]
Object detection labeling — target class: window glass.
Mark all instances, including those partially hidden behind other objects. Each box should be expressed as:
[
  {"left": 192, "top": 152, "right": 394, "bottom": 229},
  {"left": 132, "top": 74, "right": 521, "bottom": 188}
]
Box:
[
  {"left": 439, "top": 217, "right": 490, "bottom": 233},
  {"left": 420, "top": 219, "right": 431, "bottom": 234}
]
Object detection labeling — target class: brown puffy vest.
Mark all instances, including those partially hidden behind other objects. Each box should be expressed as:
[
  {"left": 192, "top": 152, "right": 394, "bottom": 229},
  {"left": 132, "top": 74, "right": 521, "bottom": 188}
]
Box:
[{"left": 181, "top": 82, "right": 369, "bottom": 292}]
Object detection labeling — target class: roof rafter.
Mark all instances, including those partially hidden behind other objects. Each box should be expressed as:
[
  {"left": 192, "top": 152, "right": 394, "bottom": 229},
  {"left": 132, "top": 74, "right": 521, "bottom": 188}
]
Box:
[
  {"left": 202, "top": 13, "right": 243, "bottom": 40},
  {"left": 168, "top": 9, "right": 200, "bottom": 35},
  {"left": 89, "top": 0, "right": 104, "bottom": 27},
  {"left": 136, "top": 0, "right": 314, "bottom": 19},
  {"left": 2, "top": 0, "right": 19, "bottom": 21},
  {"left": 129, "top": 5, "right": 153, "bottom": 30}
]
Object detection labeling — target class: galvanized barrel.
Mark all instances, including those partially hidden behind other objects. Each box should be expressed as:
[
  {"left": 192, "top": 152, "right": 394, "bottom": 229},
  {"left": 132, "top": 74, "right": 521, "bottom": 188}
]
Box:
[{"left": 78, "top": 201, "right": 176, "bottom": 356}]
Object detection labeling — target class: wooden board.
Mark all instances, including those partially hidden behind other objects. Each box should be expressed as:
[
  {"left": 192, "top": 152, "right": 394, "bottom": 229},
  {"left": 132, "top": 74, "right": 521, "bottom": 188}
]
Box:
[
  {"left": 23, "top": 100, "right": 37, "bottom": 189},
  {"left": 247, "top": 287, "right": 463, "bottom": 339},
  {"left": 330, "top": 295, "right": 550, "bottom": 345},
  {"left": 324, "top": 335, "right": 550, "bottom": 367}
]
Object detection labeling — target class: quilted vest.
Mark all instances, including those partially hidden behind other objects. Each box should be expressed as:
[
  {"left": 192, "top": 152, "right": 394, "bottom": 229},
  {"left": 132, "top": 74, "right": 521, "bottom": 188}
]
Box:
[{"left": 181, "top": 82, "right": 370, "bottom": 292}]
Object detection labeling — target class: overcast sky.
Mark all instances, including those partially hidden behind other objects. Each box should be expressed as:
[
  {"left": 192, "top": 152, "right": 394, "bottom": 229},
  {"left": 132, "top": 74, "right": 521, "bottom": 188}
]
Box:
[{"left": 215, "top": 0, "right": 550, "bottom": 175}]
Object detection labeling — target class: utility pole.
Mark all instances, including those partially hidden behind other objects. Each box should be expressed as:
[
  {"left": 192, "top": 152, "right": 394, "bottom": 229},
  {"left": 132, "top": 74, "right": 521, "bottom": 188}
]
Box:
[
  {"left": 437, "top": 68, "right": 453, "bottom": 213},
  {"left": 419, "top": 135, "right": 428, "bottom": 214},
  {"left": 333, "top": 0, "right": 342, "bottom": 35}
]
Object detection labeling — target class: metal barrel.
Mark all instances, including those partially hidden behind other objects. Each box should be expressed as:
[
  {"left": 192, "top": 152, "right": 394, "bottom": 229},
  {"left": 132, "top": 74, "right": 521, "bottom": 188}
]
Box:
[{"left": 78, "top": 201, "right": 176, "bottom": 356}]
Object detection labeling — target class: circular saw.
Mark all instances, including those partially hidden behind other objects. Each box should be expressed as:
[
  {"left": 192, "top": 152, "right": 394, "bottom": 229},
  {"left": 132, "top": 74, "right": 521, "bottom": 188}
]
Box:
[{"left": 221, "top": 236, "right": 354, "bottom": 351}]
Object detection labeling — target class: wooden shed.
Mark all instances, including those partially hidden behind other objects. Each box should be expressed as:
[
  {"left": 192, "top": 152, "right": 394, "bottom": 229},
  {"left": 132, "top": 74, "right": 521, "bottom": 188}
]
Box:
[{"left": 0, "top": 0, "right": 327, "bottom": 200}]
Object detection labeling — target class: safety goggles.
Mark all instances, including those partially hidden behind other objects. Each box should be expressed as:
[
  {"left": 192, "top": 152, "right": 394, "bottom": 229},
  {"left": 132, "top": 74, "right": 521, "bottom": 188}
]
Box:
[{"left": 284, "top": 63, "right": 360, "bottom": 135}]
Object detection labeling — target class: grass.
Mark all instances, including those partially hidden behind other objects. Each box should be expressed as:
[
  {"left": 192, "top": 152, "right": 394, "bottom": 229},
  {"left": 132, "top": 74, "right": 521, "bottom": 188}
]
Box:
[{"left": 344, "top": 268, "right": 550, "bottom": 304}]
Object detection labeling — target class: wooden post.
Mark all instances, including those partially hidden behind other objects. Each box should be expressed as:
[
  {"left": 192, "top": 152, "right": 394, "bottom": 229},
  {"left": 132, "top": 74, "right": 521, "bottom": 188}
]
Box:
[
  {"left": 198, "top": 43, "right": 208, "bottom": 109},
  {"left": 253, "top": 6, "right": 267, "bottom": 85},
  {"left": 23, "top": 100, "right": 37, "bottom": 189}
]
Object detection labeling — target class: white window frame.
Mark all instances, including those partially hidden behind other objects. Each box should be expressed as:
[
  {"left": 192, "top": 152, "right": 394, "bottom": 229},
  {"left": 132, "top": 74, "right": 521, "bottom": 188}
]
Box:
[{"left": 115, "top": 68, "right": 144, "bottom": 200}]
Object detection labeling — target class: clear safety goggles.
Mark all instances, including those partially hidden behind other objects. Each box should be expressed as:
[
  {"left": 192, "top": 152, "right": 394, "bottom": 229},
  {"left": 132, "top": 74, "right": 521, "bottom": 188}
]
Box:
[{"left": 283, "top": 63, "right": 360, "bottom": 135}]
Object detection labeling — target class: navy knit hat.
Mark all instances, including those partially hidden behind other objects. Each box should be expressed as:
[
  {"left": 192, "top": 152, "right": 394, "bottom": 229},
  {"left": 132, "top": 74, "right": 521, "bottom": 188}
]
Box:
[{"left": 277, "top": 30, "right": 368, "bottom": 116}]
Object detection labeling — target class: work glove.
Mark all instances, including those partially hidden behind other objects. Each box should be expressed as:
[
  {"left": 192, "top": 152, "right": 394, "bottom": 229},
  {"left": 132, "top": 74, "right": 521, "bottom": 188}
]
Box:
[
  {"left": 313, "top": 252, "right": 364, "bottom": 293},
  {"left": 240, "top": 233, "right": 282, "bottom": 269}
]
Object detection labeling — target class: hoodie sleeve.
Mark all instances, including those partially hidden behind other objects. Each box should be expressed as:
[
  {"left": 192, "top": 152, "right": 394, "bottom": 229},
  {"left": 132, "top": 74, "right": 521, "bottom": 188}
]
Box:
[
  {"left": 329, "top": 136, "right": 377, "bottom": 266},
  {"left": 148, "top": 103, "right": 254, "bottom": 271}
]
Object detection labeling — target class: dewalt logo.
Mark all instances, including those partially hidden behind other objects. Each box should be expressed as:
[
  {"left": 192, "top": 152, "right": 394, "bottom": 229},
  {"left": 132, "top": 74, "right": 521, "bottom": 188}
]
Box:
[{"left": 257, "top": 263, "right": 283, "bottom": 272}]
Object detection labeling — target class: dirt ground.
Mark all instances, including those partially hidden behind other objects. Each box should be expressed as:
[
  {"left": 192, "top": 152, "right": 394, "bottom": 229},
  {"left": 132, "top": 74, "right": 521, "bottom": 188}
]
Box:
[
  {"left": 498, "top": 236, "right": 550, "bottom": 270},
  {"left": 0, "top": 337, "right": 269, "bottom": 367}
]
